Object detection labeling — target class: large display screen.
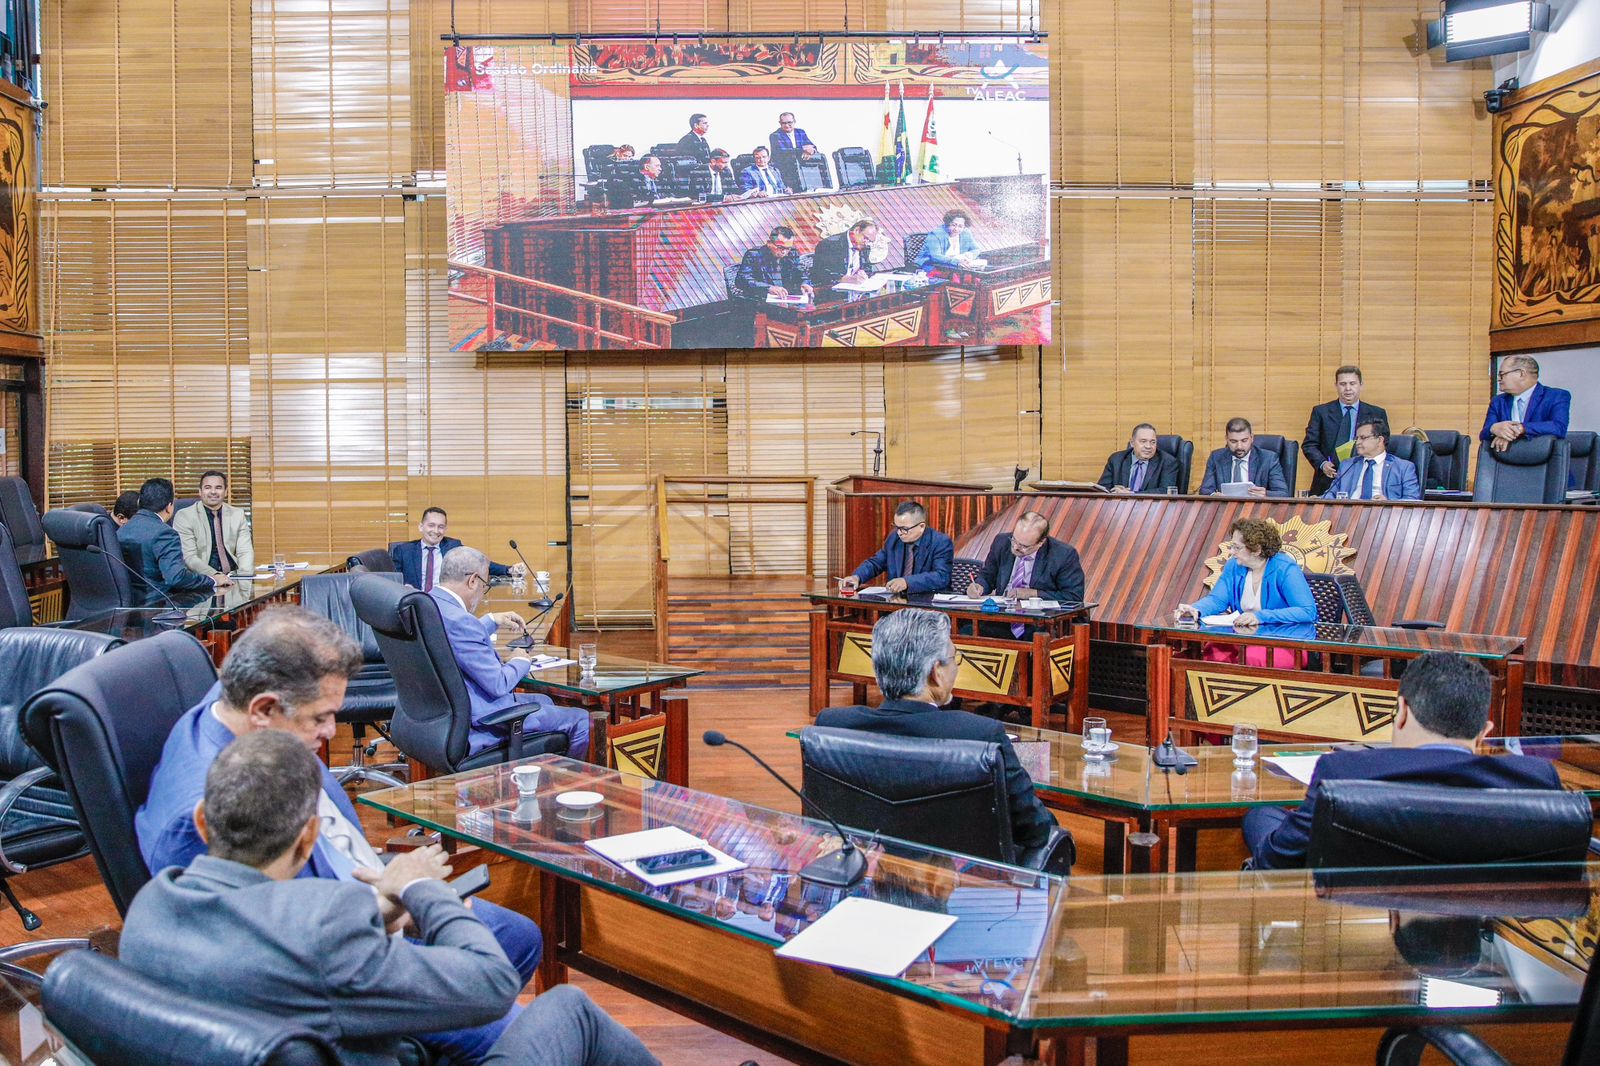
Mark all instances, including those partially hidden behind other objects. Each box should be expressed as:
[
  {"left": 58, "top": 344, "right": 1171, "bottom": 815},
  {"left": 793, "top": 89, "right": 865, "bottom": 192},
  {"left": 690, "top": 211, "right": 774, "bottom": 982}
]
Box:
[{"left": 446, "top": 38, "right": 1051, "bottom": 351}]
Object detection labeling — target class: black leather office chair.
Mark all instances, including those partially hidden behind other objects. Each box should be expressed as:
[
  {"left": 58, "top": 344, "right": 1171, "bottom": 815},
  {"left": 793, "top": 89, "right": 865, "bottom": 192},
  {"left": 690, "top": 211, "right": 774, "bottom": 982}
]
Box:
[
  {"left": 41, "top": 508, "right": 133, "bottom": 620},
  {"left": 1472, "top": 437, "right": 1571, "bottom": 504},
  {"left": 299, "top": 572, "right": 408, "bottom": 789},
  {"left": 723, "top": 263, "right": 742, "bottom": 301},
  {"left": 1253, "top": 434, "right": 1300, "bottom": 495},
  {"left": 1421, "top": 429, "right": 1470, "bottom": 491},
  {"left": 799, "top": 727, "right": 1075, "bottom": 875},
  {"left": 0, "top": 522, "right": 31, "bottom": 629},
  {"left": 1386, "top": 434, "right": 1433, "bottom": 496},
  {"left": 1567, "top": 430, "right": 1598, "bottom": 493},
  {"left": 901, "top": 232, "right": 928, "bottom": 268},
  {"left": 1304, "top": 573, "right": 1345, "bottom": 625},
  {"left": 349, "top": 575, "right": 570, "bottom": 775},
  {"left": 346, "top": 546, "right": 397, "bottom": 573},
  {"left": 949, "top": 556, "right": 983, "bottom": 595},
  {"left": 832, "top": 146, "right": 875, "bottom": 189},
  {"left": 22, "top": 630, "right": 218, "bottom": 916},
  {"left": 67, "top": 502, "right": 111, "bottom": 518},
  {"left": 0, "top": 478, "right": 43, "bottom": 550},
  {"left": 1155, "top": 435, "right": 1194, "bottom": 494},
  {"left": 794, "top": 155, "right": 832, "bottom": 191},
  {"left": 43, "top": 949, "right": 341, "bottom": 1066}
]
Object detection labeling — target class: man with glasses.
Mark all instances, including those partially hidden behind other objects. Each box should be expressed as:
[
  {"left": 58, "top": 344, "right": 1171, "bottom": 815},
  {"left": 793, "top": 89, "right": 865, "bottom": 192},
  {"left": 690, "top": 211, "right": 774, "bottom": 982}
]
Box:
[
  {"left": 839, "top": 500, "right": 953, "bottom": 595},
  {"left": 430, "top": 546, "right": 590, "bottom": 760},
  {"left": 768, "top": 112, "right": 819, "bottom": 191},
  {"left": 967, "top": 511, "right": 1085, "bottom": 637},
  {"left": 1302, "top": 365, "right": 1388, "bottom": 496},
  {"left": 1321, "top": 415, "right": 1421, "bottom": 500},
  {"left": 1481, "top": 354, "right": 1570, "bottom": 454}
]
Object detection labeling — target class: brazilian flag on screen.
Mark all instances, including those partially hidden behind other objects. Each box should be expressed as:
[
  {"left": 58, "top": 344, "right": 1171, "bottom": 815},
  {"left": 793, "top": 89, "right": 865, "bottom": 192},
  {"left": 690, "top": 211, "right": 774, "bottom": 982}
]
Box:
[{"left": 892, "top": 83, "right": 913, "bottom": 184}]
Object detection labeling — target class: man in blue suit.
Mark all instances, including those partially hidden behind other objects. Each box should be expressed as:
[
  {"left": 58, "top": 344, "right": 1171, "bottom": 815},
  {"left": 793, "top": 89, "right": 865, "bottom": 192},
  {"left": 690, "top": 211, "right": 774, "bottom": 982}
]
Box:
[
  {"left": 117, "top": 477, "right": 221, "bottom": 600},
  {"left": 390, "top": 505, "right": 522, "bottom": 591},
  {"left": 1198, "top": 418, "right": 1290, "bottom": 497},
  {"left": 1244, "top": 652, "right": 1564, "bottom": 870},
  {"left": 1481, "top": 354, "right": 1571, "bottom": 453},
  {"left": 839, "top": 500, "right": 953, "bottom": 595},
  {"left": 136, "top": 608, "right": 546, "bottom": 1065},
  {"left": 1322, "top": 415, "right": 1422, "bottom": 500},
  {"left": 739, "top": 146, "right": 789, "bottom": 196},
  {"left": 429, "top": 546, "right": 590, "bottom": 760}
]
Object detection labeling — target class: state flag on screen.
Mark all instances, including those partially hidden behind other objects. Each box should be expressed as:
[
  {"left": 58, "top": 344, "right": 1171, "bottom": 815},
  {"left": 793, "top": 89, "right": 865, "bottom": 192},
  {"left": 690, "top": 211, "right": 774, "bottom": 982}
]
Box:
[
  {"left": 917, "top": 87, "right": 940, "bottom": 182},
  {"left": 893, "top": 82, "right": 912, "bottom": 184},
  {"left": 879, "top": 82, "right": 894, "bottom": 174}
]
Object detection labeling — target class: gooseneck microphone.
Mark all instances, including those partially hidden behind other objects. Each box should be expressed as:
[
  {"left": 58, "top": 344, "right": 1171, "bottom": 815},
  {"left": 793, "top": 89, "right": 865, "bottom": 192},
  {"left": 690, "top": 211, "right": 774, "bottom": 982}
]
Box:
[
  {"left": 506, "top": 593, "right": 565, "bottom": 651},
  {"left": 1152, "top": 735, "right": 1198, "bottom": 775},
  {"left": 508, "top": 539, "right": 553, "bottom": 608},
  {"left": 703, "top": 730, "right": 867, "bottom": 887},
  {"left": 85, "top": 543, "right": 190, "bottom": 614}
]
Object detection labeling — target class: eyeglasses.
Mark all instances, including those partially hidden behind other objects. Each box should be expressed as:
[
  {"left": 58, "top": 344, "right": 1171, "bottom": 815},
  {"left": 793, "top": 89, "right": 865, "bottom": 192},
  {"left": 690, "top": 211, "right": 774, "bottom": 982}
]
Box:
[
  {"left": 893, "top": 521, "right": 925, "bottom": 535},
  {"left": 1353, "top": 433, "right": 1379, "bottom": 443},
  {"left": 1496, "top": 368, "right": 1525, "bottom": 379},
  {"left": 945, "top": 649, "right": 964, "bottom": 667}
]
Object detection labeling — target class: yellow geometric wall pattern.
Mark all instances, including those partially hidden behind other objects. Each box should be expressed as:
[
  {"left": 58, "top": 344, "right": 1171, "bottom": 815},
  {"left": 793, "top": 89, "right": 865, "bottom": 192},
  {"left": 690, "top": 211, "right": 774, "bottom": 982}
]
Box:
[
  {"left": 1048, "top": 645, "right": 1075, "bottom": 696},
  {"left": 836, "top": 632, "right": 1018, "bottom": 696},
  {"left": 1186, "top": 671, "right": 1397, "bottom": 741},
  {"left": 610, "top": 722, "right": 667, "bottom": 780}
]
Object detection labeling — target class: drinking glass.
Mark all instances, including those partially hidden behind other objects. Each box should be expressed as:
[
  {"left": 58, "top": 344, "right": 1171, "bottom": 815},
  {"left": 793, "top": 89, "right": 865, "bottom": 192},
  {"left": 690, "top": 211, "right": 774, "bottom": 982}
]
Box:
[
  {"left": 1335, "top": 492, "right": 1350, "bottom": 501},
  {"left": 1081, "top": 716, "right": 1108, "bottom": 759},
  {"left": 272, "top": 552, "right": 287, "bottom": 578},
  {"left": 1166, "top": 487, "right": 1179, "bottom": 496},
  {"left": 579, "top": 643, "right": 598, "bottom": 675},
  {"left": 1231, "top": 768, "right": 1258, "bottom": 799},
  {"left": 1232, "top": 723, "right": 1259, "bottom": 767}
]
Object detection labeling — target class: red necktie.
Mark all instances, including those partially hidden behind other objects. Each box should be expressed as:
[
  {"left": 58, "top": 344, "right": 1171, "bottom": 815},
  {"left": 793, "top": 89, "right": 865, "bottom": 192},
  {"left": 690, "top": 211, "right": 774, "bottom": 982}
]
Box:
[
  {"left": 423, "top": 546, "right": 436, "bottom": 591},
  {"left": 211, "top": 508, "right": 233, "bottom": 574}
]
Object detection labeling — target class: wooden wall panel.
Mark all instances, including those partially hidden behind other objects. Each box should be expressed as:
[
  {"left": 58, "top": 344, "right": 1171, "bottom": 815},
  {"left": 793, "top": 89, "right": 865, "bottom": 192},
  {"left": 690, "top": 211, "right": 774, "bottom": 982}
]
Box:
[{"left": 886, "top": 347, "right": 1039, "bottom": 490}]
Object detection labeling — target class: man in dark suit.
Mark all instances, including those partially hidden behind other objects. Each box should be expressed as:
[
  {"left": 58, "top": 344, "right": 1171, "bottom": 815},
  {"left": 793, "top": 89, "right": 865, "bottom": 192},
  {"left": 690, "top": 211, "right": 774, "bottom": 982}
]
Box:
[
  {"left": 123, "top": 730, "right": 659, "bottom": 1066},
  {"left": 739, "top": 146, "right": 788, "bottom": 196},
  {"left": 1303, "top": 365, "right": 1388, "bottom": 496},
  {"left": 839, "top": 500, "right": 952, "bottom": 595},
  {"left": 734, "top": 225, "right": 812, "bottom": 301},
  {"left": 966, "top": 511, "right": 1086, "bottom": 637},
  {"left": 1482, "top": 353, "right": 1571, "bottom": 453},
  {"left": 812, "top": 218, "right": 881, "bottom": 291},
  {"left": 389, "top": 506, "right": 522, "bottom": 590},
  {"left": 815, "top": 608, "right": 1063, "bottom": 857},
  {"left": 1244, "top": 652, "right": 1565, "bottom": 870},
  {"left": 674, "top": 113, "right": 712, "bottom": 163},
  {"left": 1198, "top": 417, "right": 1290, "bottom": 497},
  {"left": 629, "top": 154, "right": 667, "bottom": 203},
  {"left": 768, "top": 112, "right": 819, "bottom": 190},
  {"left": 689, "top": 149, "right": 740, "bottom": 202},
  {"left": 1098, "top": 423, "right": 1183, "bottom": 493},
  {"left": 117, "top": 476, "right": 223, "bottom": 600}
]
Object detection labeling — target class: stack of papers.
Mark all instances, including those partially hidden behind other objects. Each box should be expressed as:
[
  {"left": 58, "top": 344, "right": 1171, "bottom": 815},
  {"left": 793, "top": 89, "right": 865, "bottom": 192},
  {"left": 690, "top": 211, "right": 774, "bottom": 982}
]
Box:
[
  {"left": 832, "top": 274, "right": 892, "bottom": 293},
  {"left": 932, "top": 593, "right": 987, "bottom": 606},
  {"left": 1202, "top": 611, "right": 1239, "bottom": 626},
  {"left": 525, "top": 653, "right": 575, "bottom": 670},
  {"left": 1262, "top": 753, "right": 1323, "bottom": 785},
  {"left": 775, "top": 897, "right": 956, "bottom": 977},
  {"left": 584, "top": 826, "right": 745, "bottom": 887},
  {"left": 855, "top": 585, "right": 890, "bottom": 596},
  {"left": 256, "top": 562, "right": 311, "bottom": 571},
  {"left": 765, "top": 292, "right": 809, "bottom": 305}
]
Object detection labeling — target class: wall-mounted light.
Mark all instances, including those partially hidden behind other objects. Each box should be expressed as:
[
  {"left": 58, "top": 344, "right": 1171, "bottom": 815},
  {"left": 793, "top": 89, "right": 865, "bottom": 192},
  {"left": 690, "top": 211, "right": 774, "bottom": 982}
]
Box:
[{"left": 1426, "top": 0, "right": 1552, "bottom": 62}]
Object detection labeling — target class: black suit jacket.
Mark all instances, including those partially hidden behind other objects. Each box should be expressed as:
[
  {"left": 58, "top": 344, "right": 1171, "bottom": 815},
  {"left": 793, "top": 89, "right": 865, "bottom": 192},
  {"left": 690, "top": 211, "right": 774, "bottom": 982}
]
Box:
[
  {"left": 974, "top": 534, "right": 1085, "bottom": 605},
  {"left": 1097, "top": 449, "right": 1182, "bottom": 493},
  {"left": 689, "top": 165, "right": 735, "bottom": 202},
  {"left": 388, "top": 538, "right": 509, "bottom": 589},
  {"left": 1251, "top": 745, "right": 1563, "bottom": 870},
  {"left": 735, "top": 246, "right": 810, "bottom": 299},
  {"left": 812, "top": 232, "right": 878, "bottom": 291},
  {"left": 1303, "top": 400, "right": 1388, "bottom": 495},
  {"left": 675, "top": 131, "right": 711, "bottom": 163},
  {"left": 813, "top": 699, "right": 1057, "bottom": 850}
]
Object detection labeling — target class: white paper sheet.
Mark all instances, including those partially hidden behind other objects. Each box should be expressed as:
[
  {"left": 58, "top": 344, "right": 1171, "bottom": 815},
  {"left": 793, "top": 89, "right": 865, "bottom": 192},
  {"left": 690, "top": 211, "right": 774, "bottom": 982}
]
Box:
[
  {"left": 1201, "top": 611, "right": 1240, "bottom": 626},
  {"left": 856, "top": 585, "right": 890, "bottom": 596},
  {"left": 765, "top": 292, "right": 809, "bottom": 304},
  {"left": 832, "top": 274, "right": 892, "bottom": 293},
  {"left": 584, "top": 826, "right": 746, "bottom": 887},
  {"left": 526, "top": 654, "right": 576, "bottom": 670},
  {"left": 775, "top": 896, "right": 957, "bottom": 978},
  {"left": 1218, "top": 481, "right": 1255, "bottom": 497},
  {"left": 1261, "top": 754, "right": 1323, "bottom": 785},
  {"left": 932, "top": 593, "right": 987, "bottom": 605}
]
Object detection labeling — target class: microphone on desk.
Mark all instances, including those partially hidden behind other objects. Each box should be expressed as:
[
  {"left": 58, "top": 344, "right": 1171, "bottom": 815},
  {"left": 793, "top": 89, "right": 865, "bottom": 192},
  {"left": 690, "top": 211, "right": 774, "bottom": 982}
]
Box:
[
  {"left": 1152, "top": 736, "right": 1198, "bottom": 776},
  {"left": 509, "top": 539, "right": 553, "bottom": 608},
  {"left": 507, "top": 593, "right": 565, "bottom": 651},
  {"left": 702, "top": 730, "right": 867, "bottom": 888},
  {"left": 85, "top": 544, "right": 191, "bottom": 616}
]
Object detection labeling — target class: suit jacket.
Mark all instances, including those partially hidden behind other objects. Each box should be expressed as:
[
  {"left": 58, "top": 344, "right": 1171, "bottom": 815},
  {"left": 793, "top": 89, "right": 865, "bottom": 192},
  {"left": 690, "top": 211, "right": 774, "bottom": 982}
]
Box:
[
  {"left": 117, "top": 510, "right": 214, "bottom": 597},
  {"left": 675, "top": 131, "right": 711, "bottom": 162},
  {"left": 915, "top": 227, "right": 979, "bottom": 270},
  {"left": 738, "top": 164, "right": 788, "bottom": 194},
  {"left": 172, "top": 501, "right": 255, "bottom": 577},
  {"left": 814, "top": 699, "right": 1057, "bottom": 850},
  {"left": 689, "top": 165, "right": 736, "bottom": 202},
  {"left": 1189, "top": 552, "right": 1316, "bottom": 623},
  {"left": 1322, "top": 453, "right": 1422, "bottom": 501},
  {"left": 119, "top": 855, "right": 519, "bottom": 1066},
  {"left": 1097, "top": 449, "right": 1183, "bottom": 493},
  {"left": 1251, "top": 745, "right": 1565, "bottom": 870},
  {"left": 974, "top": 534, "right": 1085, "bottom": 605},
  {"left": 136, "top": 686, "right": 374, "bottom": 881},
  {"left": 812, "top": 232, "right": 880, "bottom": 291},
  {"left": 735, "top": 246, "right": 809, "bottom": 299},
  {"left": 389, "top": 538, "right": 509, "bottom": 589},
  {"left": 1198, "top": 447, "right": 1290, "bottom": 497},
  {"left": 428, "top": 586, "right": 547, "bottom": 753},
  {"left": 768, "top": 127, "right": 815, "bottom": 156},
  {"left": 1480, "top": 382, "right": 1571, "bottom": 441},
  {"left": 1303, "top": 399, "right": 1388, "bottom": 494},
  {"left": 852, "top": 528, "right": 954, "bottom": 594}
]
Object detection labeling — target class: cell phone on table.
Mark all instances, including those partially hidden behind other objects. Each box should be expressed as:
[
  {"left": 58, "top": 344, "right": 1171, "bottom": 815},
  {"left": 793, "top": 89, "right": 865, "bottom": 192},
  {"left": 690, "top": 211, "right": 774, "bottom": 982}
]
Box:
[
  {"left": 637, "top": 848, "right": 717, "bottom": 875},
  {"left": 449, "top": 864, "right": 491, "bottom": 900}
]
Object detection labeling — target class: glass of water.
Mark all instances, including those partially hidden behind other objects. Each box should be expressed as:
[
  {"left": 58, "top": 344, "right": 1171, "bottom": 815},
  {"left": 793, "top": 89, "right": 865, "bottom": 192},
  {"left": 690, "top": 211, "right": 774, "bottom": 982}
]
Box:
[
  {"left": 272, "top": 552, "right": 287, "bottom": 578},
  {"left": 1082, "top": 716, "right": 1109, "bottom": 759},
  {"left": 578, "top": 643, "right": 598, "bottom": 676},
  {"left": 1232, "top": 723, "right": 1259, "bottom": 768}
]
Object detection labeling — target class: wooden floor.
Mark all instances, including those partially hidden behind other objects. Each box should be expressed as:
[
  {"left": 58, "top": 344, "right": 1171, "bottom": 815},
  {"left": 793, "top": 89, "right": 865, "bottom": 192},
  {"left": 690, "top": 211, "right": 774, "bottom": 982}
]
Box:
[{"left": 0, "top": 630, "right": 1570, "bottom": 1065}]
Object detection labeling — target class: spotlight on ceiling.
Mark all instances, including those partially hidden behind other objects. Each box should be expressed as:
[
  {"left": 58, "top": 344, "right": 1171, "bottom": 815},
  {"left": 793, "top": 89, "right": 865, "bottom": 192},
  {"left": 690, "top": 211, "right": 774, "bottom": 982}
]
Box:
[{"left": 1426, "top": 0, "right": 1552, "bottom": 62}]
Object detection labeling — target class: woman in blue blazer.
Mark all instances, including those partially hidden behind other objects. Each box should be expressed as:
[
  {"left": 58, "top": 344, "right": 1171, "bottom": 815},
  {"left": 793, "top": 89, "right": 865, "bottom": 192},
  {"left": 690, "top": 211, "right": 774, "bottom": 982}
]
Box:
[{"left": 1177, "top": 517, "right": 1315, "bottom": 667}]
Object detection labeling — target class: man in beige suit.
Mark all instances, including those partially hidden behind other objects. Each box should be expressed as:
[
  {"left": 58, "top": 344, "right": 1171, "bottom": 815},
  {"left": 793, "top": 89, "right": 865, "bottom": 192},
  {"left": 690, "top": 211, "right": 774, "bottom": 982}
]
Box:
[{"left": 174, "top": 470, "right": 255, "bottom": 581}]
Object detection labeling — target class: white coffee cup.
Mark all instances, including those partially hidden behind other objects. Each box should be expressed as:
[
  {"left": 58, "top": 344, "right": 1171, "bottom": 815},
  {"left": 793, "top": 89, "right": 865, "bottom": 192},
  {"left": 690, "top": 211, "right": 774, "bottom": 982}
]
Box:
[{"left": 511, "top": 765, "right": 541, "bottom": 795}]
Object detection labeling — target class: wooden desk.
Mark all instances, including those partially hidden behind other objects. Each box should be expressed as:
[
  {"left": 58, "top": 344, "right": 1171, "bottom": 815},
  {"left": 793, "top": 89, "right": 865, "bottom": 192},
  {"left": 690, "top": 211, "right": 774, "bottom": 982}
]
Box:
[
  {"left": 927, "top": 242, "right": 1052, "bottom": 344},
  {"left": 753, "top": 280, "right": 941, "bottom": 348}
]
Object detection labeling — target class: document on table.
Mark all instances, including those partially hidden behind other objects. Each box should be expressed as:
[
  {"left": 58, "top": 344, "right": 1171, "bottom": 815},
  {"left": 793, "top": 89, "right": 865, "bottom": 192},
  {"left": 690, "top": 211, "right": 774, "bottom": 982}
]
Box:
[
  {"left": 766, "top": 292, "right": 809, "bottom": 304},
  {"left": 832, "top": 274, "right": 892, "bottom": 293},
  {"left": 585, "top": 826, "right": 746, "bottom": 887},
  {"left": 525, "top": 653, "right": 576, "bottom": 671},
  {"left": 1262, "top": 753, "right": 1323, "bottom": 785},
  {"left": 932, "top": 593, "right": 987, "bottom": 606},
  {"left": 879, "top": 271, "right": 922, "bottom": 283},
  {"left": 775, "top": 896, "right": 957, "bottom": 978},
  {"left": 856, "top": 585, "right": 890, "bottom": 596},
  {"left": 1201, "top": 611, "right": 1240, "bottom": 626}
]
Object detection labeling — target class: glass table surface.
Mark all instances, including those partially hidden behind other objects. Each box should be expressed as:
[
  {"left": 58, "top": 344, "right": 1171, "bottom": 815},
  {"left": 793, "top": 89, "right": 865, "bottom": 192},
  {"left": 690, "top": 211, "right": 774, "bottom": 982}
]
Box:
[
  {"left": 64, "top": 567, "right": 326, "bottom": 639},
  {"left": 1136, "top": 616, "right": 1525, "bottom": 660},
  {"left": 810, "top": 590, "right": 1098, "bottom": 623},
  {"left": 506, "top": 644, "right": 702, "bottom": 695},
  {"left": 361, "top": 757, "right": 1594, "bottom": 1029}
]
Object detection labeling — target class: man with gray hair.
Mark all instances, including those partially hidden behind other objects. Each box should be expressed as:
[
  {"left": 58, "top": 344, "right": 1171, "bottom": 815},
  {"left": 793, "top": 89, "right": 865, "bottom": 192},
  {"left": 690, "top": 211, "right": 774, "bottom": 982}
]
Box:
[
  {"left": 815, "top": 608, "right": 1062, "bottom": 856},
  {"left": 123, "top": 731, "right": 660, "bottom": 1066},
  {"left": 431, "top": 545, "right": 590, "bottom": 760},
  {"left": 1481, "top": 353, "right": 1570, "bottom": 454}
]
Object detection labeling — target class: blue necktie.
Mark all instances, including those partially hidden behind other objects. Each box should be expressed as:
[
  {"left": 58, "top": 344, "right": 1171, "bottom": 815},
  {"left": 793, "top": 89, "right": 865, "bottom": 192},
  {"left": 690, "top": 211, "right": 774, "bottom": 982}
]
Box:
[
  {"left": 1513, "top": 394, "right": 1527, "bottom": 423},
  {"left": 1130, "top": 459, "right": 1146, "bottom": 493},
  {"left": 1341, "top": 405, "right": 1355, "bottom": 444},
  {"left": 1359, "top": 459, "right": 1375, "bottom": 500}
]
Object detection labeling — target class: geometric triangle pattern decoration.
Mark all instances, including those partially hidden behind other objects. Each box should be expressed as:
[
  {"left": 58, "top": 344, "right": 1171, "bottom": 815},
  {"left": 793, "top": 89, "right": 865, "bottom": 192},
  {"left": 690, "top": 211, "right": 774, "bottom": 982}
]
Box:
[
  {"left": 1048, "top": 645, "right": 1075, "bottom": 696},
  {"left": 953, "top": 644, "right": 1018, "bottom": 695},
  {"left": 612, "top": 722, "right": 667, "bottom": 779},
  {"left": 990, "top": 278, "right": 1051, "bottom": 316},
  {"left": 944, "top": 287, "right": 977, "bottom": 316},
  {"left": 1354, "top": 692, "right": 1399, "bottom": 734},
  {"left": 1185, "top": 670, "right": 1397, "bottom": 742},
  {"left": 822, "top": 307, "right": 923, "bottom": 348},
  {"left": 1274, "top": 685, "right": 1349, "bottom": 724},
  {"left": 835, "top": 632, "right": 875, "bottom": 679},
  {"left": 1195, "top": 675, "right": 1273, "bottom": 716}
]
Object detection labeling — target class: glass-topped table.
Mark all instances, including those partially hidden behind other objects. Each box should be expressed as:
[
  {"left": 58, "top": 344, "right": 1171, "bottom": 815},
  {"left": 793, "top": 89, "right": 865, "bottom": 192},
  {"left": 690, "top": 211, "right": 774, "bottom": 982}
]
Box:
[
  {"left": 360, "top": 757, "right": 1591, "bottom": 1064},
  {"left": 503, "top": 642, "right": 701, "bottom": 724},
  {"left": 65, "top": 566, "right": 327, "bottom": 654}
]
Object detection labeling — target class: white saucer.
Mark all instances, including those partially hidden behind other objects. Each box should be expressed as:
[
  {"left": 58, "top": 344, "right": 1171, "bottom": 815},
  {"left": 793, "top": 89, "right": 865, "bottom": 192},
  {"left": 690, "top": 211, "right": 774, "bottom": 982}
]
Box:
[
  {"left": 1082, "top": 742, "right": 1121, "bottom": 756},
  {"left": 555, "top": 790, "right": 603, "bottom": 811}
]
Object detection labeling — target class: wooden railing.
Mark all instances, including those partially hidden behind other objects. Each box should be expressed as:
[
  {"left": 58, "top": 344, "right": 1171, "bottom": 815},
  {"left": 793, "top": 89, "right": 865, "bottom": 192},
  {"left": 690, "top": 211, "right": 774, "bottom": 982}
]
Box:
[{"left": 449, "top": 260, "right": 675, "bottom": 349}]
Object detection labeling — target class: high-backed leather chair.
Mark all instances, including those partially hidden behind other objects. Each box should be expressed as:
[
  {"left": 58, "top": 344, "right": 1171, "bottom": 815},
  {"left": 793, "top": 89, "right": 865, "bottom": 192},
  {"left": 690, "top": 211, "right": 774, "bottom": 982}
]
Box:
[
  {"left": 1253, "top": 434, "right": 1300, "bottom": 496},
  {"left": 901, "top": 232, "right": 928, "bottom": 268},
  {"left": 1421, "top": 429, "right": 1470, "bottom": 491},
  {"left": 0, "top": 478, "right": 43, "bottom": 550},
  {"left": 67, "top": 502, "right": 111, "bottom": 518},
  {"left": 41, "top": 508, "right": 132, "bottom": 620},
  {"left": 299, "top": 572, "right": 407, "bottom": 788},
  {"left": 1155, "top": 435, "right": 1194, "bottom": 494},
  {"left": 22, "top": 631, "right": 218, "bottom": 916},
  {"left": 43, "top": 949, "right": 341, "bottom": 1066},
  {"left": 949, "top": 556, "right": 983, "bottom": 595},
  {"left": 0, "top": 522, "right": 31, "bottom": 629},
  {"left": 1386, "top": 435, "right": 1434, "bottom": 496},
  {"left": 1471, "top": 437, "right": 1571, "bottom": 504},
  {"left": 799, "top": 727, "right": 1074, "bottom": 875},
  {"left": 832, "top": 146, "right": 875, "bottom": 189},
  {"left": 346, "top": 546, "right": 398, "bottom": 573},
  {"left": 1567, "top": 430, "right": 1598, "bottom": 494},
  {"left": 349, "top": 575, "right": 569, "bottom": 774}
]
